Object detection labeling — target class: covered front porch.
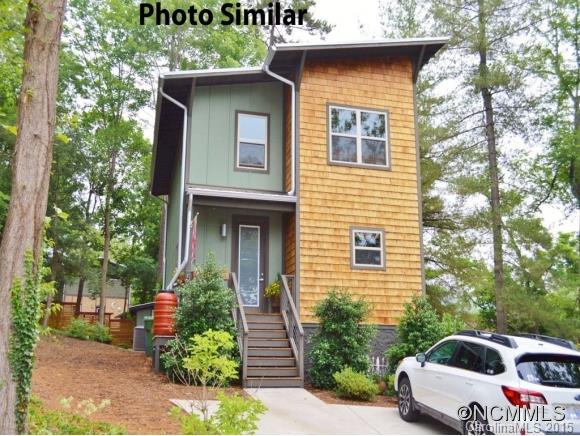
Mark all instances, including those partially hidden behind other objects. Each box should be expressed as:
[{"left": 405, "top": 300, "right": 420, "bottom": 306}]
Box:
[{"left": 190, "top": 199, "right": 294, "bottom": 313}]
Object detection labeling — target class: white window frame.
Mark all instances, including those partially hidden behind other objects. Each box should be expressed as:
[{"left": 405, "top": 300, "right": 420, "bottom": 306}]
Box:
[
  {"left": 351, "top": 227, "right": 385, "bottom": 269},
  {"left": 328, "top": 104, "right": 390, "bottom": 169},
  {"left": 238, "top": 224, "right": 261, "bottom": 307},
  {"left": 236, "top": 112, "right": 269, "bottom": 171}
]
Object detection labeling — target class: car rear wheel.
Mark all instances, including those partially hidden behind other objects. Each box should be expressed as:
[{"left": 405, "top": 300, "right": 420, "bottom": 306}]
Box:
[
  {"left": 462, "top": 405, "right": 492, "bottom": 435},
  {"left": 398, "top": 377, "right": 420, "bottom": 422}
]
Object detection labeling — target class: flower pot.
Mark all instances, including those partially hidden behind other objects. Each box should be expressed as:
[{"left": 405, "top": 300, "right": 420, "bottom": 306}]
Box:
[{"left": 269, "top": 295, "right": 281, "bottom": 313}]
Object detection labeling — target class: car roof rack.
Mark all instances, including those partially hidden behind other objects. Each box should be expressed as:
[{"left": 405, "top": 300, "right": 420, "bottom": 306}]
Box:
[
  {"left": 455, "top": 330, "right": 518, "bottom": 349},
  {"left": 515, "top": 333, "right": 577, "bottom": 351}
]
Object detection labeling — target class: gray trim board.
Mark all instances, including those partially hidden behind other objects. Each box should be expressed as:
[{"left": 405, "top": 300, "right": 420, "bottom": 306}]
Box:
[
  {"left": 413, "top": 82, "right": 426, "bottom": 294},
  {"left": 186, "top": 185, "right": 296, "bottom": 203}
]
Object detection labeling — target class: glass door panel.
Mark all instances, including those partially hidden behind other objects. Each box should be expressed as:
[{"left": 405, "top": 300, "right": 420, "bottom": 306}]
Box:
[{"left": 238, "top": 225, "right": 260, "bottom": 307}]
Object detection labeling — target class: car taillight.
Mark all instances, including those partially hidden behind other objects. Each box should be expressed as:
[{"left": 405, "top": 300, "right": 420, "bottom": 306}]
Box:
[{"left": 501, "top": 385, "right": 547, "bottom": 407}]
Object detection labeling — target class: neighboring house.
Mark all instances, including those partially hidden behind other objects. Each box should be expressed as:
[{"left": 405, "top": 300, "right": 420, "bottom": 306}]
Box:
[
  {"left": 62, "top": 278, "right": 129, "bottom": 318},
  {"left": 151, "top": 38, "right": 447, "bottom": 387}
]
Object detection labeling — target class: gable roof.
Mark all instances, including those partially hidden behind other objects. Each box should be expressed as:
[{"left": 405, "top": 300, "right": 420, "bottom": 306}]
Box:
[{"left": 151, "top": 37, "right": 448, "bottom": 196}]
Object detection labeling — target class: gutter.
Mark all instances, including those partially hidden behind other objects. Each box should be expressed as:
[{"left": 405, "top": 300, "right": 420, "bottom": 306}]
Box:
[{"left": 263, "top": 46, "right": 296, "bottom": 196}]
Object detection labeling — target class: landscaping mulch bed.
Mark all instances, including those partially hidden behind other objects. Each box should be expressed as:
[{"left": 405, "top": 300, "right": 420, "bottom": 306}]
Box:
[
  {"left": 306, "top": 385, "right": 398, "bottom": 408},
  {"left": 32, "top": 334, "right": 242, "bottom": 434}
]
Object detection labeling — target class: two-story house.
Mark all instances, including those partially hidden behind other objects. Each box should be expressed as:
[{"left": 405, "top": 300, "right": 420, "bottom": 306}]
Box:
[{"left": 150, "top": 38, "right": 447, "bottom": 387}]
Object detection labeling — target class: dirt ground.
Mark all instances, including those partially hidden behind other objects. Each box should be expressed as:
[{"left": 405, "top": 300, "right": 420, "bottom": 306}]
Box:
[
  {"left": 32, "top": 334, "right": 242, "bottom": 434},
  {"left": 306, "top": 385, "right": 398, "bottom": 408}
]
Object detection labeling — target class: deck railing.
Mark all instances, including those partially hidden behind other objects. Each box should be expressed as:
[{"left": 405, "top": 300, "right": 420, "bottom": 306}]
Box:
[
  {"left": 229, "top": 272, "right": 249, "bottom": 383},
  {"left": 281, "top": 275, "right": 304, "bottom": 381}
]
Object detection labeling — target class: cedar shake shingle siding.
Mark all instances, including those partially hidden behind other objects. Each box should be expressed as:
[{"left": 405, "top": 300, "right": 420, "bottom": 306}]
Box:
[{"left": 297, "top": 57, "right": 422, "bottom": 326}]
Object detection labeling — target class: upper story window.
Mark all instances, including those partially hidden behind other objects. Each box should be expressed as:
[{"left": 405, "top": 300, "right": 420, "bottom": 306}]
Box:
[
  {"left": 351, "top": 227, "right": 385, "bottom": 269},
  {"left": 329, "top": 105, "right": 389, "bottom": 169},
  {"left": 236, "top": 111, "right": 269, "bottom": 171}
]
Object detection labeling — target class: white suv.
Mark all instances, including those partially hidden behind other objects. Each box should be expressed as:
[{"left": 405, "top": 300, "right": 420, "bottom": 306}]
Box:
[{"left": 394, "top": 331, "right": 580, "bottom": 434}]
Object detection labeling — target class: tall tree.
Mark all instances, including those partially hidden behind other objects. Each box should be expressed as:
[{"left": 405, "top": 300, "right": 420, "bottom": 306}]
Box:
[
  {"left": 431, "top": 0, "right": 535, "bottom": 333},
  {"left": 0, "top": 0, "right": 66, "bottom": 432},
  {"left": 528, "top": 0, "right": 580, "bottom": 209},
  {"left": 66, "top": 0, "right": 151, "bottom": 324}
]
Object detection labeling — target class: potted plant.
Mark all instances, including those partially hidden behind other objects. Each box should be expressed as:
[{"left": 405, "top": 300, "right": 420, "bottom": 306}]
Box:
[{"left": 264, "top": 275, "right": 281, "bottom": 313}]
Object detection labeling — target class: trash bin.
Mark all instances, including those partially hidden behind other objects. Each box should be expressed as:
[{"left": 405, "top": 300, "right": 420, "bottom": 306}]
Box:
[{"left": 144, "top": 316, "right": 154, "bottom": 357}]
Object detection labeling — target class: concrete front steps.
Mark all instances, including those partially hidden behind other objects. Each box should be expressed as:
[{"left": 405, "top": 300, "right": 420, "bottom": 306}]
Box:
[{"left": 245, "top": 313, "right": 303, "bottom": 388}]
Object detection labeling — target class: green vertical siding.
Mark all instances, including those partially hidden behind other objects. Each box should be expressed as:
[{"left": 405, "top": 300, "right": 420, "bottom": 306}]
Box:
[
  {"left": 193, "top": 205, "right": 283, "bottom": 285},
  {"left": 164, "top": 150, "right": 182, "bottom": 286},
  {"left": 189, "top": 82, "right": 284, "bottom": 192}
]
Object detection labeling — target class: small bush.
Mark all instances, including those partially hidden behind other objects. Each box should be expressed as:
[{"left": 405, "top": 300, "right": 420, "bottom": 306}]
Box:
[
  {"left": 385, "top": 297, "right": 466, "bottom": 373},
  {"left": 168, "top": 256, "right": 238, "bottom": 381},
  {"left": 175, "top": 255, "right": 236, "bottom": 342},
  {"left": 28, "top": 397, "right": 125, "bottom": 435},
  {"left": 333, "top": 368, "right": 379, "bottom": 401},
  {"left": 309, "top": 289, "right": 376, "bottom": 389},
  {"left": 65, "top": 319, "right": 112, "bottom": 343},
  {"left": 172, "top": 393, "right": 266, "bottom": 435},
  {"left": 385, "top": 374, "right": 396, "bottom": 397}
]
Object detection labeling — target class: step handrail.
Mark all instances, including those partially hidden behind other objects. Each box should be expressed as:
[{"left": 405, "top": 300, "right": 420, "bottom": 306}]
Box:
[
  {"left": 230, "top": 272, "right": 249, "bottom": 383},
  {"left": 281, "top": 275, "right": 304, "bottom": 381}
]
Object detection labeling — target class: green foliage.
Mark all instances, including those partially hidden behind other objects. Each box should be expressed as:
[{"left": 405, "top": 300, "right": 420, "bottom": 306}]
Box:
[
  {"left": 28, "top": 397, "right": 125, "bottom": 435},
  {"left": 333, "top": 367, "right": 379, "bottom": 401},
  {"left": 386, "top": 297, "right": 466, "bottom": 373},
  {"left": 64, "top": 319, "right": 112, "bottom": 344},
  {"left": 9, "top": 252, "right": 44, "bottom": 433},
  {"left": 308, "top": 289, "right": 376, "bottom": 389},
  {"left": 171, "top": 392, "right": 266, "bottom": 435},
  {"left": 182, "top": 330, "right": 239, "bottom": 388},
  {"left": 175, "top": 255, "right": 236, "bottom": 343},
  {"left": 264, "top": 277, "right": 281, "bottom": 299},
  {"left": 385, "top": 374, "right": 396, "bottom": 397}
]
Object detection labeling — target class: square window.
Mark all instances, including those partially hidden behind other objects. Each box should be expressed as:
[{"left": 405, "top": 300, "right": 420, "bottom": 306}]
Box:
[
  {"left": 236, "top": 112, "right": 268, "bottom": 171},
  {"left": 351, "top": 228, "right": 385, "bottom": 269},
  {"left": 329, "top": 105, "right": 389, "bottom": 169}
]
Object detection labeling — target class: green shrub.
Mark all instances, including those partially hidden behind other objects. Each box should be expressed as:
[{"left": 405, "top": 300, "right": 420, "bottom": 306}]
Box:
[
  {"left": 175, "top": 255, "right": 236, "bottom": 342},
  {"left": 171, "top": 392, "right": 266, "bottom": 435},
  {"left": 28, "top": 397, "right": 125, "bottom": 435},
  {"left": 65, "top": 319, "right": 112, "bottom": 343},
  {"left": 385, "top": 374, "right": 396, "bottom": 397},
  {"left": 385, "top": 297, "right": 465, "bottom": 373},
  {"left": 166, "top": 255, "right": 238, "bottom": 381},
  {"left": 333, "top": 367, "right": 379, "bottom": 401},
  {"left": 308, "top": 289, "right": 376, "bottom": 389}
]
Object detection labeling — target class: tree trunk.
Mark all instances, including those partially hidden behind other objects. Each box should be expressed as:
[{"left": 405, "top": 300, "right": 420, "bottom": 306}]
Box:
[
  {"left": 98, "top": 150, "right": 117, "bottom": 325},
  {"left": 123, "top": 285, "right": 130, "bottom": 314},
  {"left": 75, "top": 276, "right": 85, "bottom": 316},
  {"left": 0, "top": 0, "right": 66, "bottom": 432},
  {"left": 478, "top": 0, "right": 507, "bottom": 334}
]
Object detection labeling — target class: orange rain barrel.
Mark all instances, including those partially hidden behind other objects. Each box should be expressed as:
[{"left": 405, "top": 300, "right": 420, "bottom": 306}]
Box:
[{"left": 153, "top": 290, "right": 178, "bottom": 336}]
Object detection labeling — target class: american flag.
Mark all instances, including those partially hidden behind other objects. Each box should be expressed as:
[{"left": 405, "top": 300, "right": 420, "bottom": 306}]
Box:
[{"left": 189, "top": 213, "right": 198, "bottom": 271}]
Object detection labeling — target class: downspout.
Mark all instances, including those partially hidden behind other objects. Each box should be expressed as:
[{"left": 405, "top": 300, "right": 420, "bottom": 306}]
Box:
[
  {"left": 263, "top": 48, "right": 296, "bottom": 196},
  {"left": 162, "top": 199, "right": 168, "bottom": 287},
  {"left": 168, "top": 192, "right": 193, "bottom": 288},
  {"left": 158, "top": 78, "right": 191, "bottom": 288}
]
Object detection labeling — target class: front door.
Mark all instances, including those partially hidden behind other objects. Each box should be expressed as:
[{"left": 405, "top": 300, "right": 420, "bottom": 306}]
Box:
[{"left": 232, "top": 216, "right": 268, "bottom": 312}]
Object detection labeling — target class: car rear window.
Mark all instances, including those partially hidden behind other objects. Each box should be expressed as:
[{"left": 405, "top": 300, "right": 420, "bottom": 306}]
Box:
[{"left": 516, "top": 353, "right": 580, "bottom": 388}]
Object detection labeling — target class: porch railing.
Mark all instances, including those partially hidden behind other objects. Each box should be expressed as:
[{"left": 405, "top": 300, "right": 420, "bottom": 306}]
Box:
[
  {"left": 229, "top": 272, "right": 249, "bottom": 383},
  {"left": 281, "top": 275, "right": 304, "bottom": 381}
]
